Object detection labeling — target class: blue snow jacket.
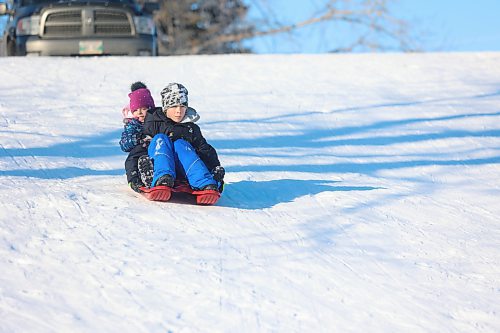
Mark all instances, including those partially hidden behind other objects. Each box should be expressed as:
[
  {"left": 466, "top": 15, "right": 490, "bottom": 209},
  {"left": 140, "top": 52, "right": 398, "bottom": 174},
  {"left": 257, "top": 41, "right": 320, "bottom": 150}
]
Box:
[
  {"left": 119, "top": 118, "right": 143, "bottom": 152},
  {"left": 120, "top": 118, "right": 148, "bottom": 183}
]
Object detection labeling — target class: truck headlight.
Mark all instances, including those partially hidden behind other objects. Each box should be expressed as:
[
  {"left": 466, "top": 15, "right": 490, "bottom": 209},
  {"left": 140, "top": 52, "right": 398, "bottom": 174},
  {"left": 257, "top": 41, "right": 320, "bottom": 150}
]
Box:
[
  {"left": 133, "top": 16, "right": 155, "bottom": 35},
  {"left": 16, "top": 15, "right": 41, "bottom": 36}
]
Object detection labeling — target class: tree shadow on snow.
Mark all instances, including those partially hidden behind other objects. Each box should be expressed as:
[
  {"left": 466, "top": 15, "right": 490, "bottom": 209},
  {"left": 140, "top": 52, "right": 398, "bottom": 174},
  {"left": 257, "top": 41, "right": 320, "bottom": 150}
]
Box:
[
  {"left": 1, "top": 89, "right": 498, "bottom": 202},
  {"left": 0, "top": 166, "right": 123, "bottom": 179},
  {"left": 207, "top": 92, "right": 500, "bottom": 177},
  {"left": 0, "top": 129, "right": 125, "bottom": 179},
  {"left": 217, "top": 179, "right": 382, "bottom": 210}
]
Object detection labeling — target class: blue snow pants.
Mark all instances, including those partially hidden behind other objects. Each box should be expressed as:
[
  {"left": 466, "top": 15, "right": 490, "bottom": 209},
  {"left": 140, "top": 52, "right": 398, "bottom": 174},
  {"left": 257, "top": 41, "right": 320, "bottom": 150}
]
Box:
[{"left": 148, "top": 134, "right": 217, "bottom": 189}]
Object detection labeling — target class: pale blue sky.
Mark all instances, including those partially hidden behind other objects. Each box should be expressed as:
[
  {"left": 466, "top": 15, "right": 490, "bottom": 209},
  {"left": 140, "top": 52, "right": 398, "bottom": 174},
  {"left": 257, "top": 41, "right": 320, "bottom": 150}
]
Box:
[
  {"left": 245, "top": 0, "right": 500, "bottom": 53},
  {"left": 1, "top": 0, "right": 499, "bottom": 53}
]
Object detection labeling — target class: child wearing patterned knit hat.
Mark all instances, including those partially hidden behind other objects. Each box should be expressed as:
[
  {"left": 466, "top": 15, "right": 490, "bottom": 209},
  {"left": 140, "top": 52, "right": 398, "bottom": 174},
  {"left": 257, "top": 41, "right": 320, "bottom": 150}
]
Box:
[
  {"left": 119, "top": 82, "right": 155, "bottom": 193},
  {"left": 142, "top": 82, "right": 225, "bottom": 192}
]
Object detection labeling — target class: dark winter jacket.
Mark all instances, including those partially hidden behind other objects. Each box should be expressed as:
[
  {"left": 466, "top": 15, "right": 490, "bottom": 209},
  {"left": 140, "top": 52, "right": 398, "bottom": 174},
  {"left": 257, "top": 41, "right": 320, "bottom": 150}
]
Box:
[
  {"left": 125, "top": 144, "right": 148, "bottom": 183},
  {"left": 143, "top": 107, "right": 221, "bottom": 171}
]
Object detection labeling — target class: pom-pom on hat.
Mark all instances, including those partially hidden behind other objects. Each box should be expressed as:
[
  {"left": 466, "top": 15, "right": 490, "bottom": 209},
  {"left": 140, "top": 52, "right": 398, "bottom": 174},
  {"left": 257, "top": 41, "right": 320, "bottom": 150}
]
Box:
[
  {"left": 128, "top": 81, "right": 155, "bottom": 111},
  {"left": 161, "top": 83, "right": 188, "bottom": 110}
]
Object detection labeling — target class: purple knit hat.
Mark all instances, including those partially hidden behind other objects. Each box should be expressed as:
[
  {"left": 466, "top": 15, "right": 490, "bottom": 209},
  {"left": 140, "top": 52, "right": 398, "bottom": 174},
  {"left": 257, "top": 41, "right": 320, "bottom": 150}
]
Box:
[{"left": 128, "top": 87, "right": 155, "bottom": 111}]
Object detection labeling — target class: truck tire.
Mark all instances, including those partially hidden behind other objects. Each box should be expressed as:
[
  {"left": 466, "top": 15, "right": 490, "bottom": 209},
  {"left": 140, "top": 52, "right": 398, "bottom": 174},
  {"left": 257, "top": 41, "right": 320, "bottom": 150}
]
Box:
[{"left": 6, "top": 40, "right": 16, "bottom": 56}]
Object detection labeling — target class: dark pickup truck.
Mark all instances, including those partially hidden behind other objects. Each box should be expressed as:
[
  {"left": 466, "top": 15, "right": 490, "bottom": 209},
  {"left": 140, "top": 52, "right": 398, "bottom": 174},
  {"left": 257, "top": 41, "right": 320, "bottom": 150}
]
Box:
[{"left": 0, "top": 0, "right": 157, "bottom": 56}]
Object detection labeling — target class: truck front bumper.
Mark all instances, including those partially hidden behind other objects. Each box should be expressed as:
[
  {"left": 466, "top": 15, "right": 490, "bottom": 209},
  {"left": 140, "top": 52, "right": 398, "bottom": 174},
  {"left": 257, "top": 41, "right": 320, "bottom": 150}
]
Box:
[{"left": 20, "top": 35, "right": 155, "bottom": 56}]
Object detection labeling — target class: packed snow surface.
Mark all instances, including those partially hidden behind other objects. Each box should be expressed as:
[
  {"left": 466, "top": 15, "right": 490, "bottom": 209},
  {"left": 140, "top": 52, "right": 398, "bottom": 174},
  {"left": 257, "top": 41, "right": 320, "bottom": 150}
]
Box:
[{"left": 1, "top": 53, "right": 499, "bottom": 332}]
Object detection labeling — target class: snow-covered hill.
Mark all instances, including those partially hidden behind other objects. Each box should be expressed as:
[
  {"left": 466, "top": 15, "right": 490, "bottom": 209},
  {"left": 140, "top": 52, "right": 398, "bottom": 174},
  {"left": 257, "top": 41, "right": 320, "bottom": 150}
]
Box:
[{"left": 1, "top": 53, "right": 499, "bottom": 332}]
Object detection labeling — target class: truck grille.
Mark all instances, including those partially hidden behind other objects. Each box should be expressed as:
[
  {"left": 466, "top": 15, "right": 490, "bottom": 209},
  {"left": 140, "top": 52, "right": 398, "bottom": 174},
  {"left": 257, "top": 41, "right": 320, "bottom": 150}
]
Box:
[
  {"left": 94, "top": 10, "right": 132, "bottom": 35},
  {"left": 42, "top": 8, "right": 133, "bottom": 37},
  {"left": 44, "top": 10, "right": 82, "bottom": 36}
]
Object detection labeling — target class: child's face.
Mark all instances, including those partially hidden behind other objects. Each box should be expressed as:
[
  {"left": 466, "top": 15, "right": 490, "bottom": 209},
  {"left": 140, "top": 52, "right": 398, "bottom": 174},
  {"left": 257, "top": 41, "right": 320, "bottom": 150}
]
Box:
[
  {"left": 132, "top": 107, "right": 148, "bottom": 123},
  {"left": 166, "top": 105, "right": 187, "bottom": 123}
]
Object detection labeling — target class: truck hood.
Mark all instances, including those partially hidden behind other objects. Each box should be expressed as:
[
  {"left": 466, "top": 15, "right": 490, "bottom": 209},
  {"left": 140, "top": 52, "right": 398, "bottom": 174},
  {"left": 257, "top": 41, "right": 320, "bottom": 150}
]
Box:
[{"left": 17, "top": 0, "right": 142, "bottom": 17}]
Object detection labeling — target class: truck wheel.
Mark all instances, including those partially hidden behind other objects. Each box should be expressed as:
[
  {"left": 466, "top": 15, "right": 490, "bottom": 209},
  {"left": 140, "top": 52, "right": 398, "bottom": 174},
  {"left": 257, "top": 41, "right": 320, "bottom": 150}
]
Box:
[{"left": 6, "top": 40, "right": 16, "bottom": 56}]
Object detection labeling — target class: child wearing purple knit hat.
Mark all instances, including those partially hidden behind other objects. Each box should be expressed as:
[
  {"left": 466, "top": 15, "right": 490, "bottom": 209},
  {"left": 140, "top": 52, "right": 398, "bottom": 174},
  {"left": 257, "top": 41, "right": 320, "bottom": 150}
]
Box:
[
  {"left": 122, "top": 81, "right": 155, "bottom": 123},
  {"left": 119, "top": 82, "right": 155, "bottom": 193}
]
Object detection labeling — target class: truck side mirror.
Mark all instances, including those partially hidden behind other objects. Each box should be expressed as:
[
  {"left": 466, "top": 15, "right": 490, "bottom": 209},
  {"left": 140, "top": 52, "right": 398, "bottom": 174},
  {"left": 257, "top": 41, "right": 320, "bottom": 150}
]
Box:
[{"left": 0, "top": 3, "right": 8, "bottom": 15}]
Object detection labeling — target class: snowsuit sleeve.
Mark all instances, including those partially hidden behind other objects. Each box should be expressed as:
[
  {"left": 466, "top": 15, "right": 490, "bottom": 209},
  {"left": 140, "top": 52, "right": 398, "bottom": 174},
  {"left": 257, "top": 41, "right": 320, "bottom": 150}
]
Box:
[
  {"left": 119, "top": 119, "right": 142, "bottom": 152},
  {"left": 190, "top": 124, "right": 220, "bottom": 171},
  {"left": 125, "top": 144, "right": 148, "bottom": 183}
]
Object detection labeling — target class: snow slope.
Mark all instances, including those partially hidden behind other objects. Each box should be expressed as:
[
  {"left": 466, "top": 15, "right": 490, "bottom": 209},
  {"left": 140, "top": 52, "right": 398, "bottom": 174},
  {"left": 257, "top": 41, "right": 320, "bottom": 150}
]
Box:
[{"left": 0, "top": 53, "right": 499, "bottom": 332}]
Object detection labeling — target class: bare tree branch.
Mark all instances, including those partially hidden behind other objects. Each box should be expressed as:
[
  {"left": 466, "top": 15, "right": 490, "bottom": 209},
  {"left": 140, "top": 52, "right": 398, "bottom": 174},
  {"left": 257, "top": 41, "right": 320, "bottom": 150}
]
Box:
[
  {"left": 191, "top": 1, "right": 414, "bottom": 53},
  {"left": 155, "top": 0, "right": 417, "bottom": 55}
]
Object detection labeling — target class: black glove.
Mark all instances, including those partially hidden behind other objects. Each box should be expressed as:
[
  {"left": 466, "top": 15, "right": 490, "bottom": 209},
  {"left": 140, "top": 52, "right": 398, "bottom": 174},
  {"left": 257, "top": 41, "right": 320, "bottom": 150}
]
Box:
[
  {"left": 212, "top": 166, "right": 225, "bottom": 182},
  {"left": 138, "top": 135, "right": 152, "bottom": 148},
  {"left": 129, "top": 177, "right": 143, "bottom": 193}
]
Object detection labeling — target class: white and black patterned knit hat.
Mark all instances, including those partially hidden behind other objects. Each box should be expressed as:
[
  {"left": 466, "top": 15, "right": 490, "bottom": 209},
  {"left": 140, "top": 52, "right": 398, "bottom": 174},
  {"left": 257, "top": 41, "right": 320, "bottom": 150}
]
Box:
[{"left": 161, "top": 83, "right": 188, "bottom": 110}]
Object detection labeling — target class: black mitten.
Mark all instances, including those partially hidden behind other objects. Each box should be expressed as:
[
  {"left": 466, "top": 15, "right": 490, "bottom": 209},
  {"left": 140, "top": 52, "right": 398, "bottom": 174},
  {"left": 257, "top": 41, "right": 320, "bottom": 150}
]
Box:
[{"left": 212, "top": 166, "right": 225, "bottom": 182}]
